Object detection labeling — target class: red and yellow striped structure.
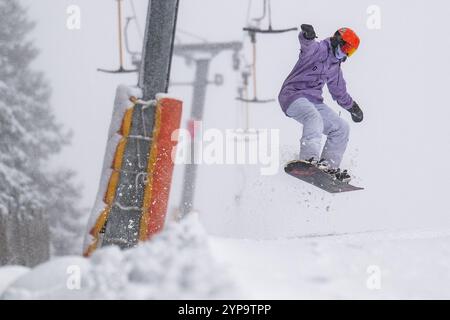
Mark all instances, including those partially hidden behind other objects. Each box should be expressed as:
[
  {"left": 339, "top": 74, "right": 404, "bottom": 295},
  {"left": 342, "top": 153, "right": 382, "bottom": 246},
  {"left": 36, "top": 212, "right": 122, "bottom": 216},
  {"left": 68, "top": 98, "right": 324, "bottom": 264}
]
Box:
[
  {"left": 84, "top": 96, "right": 182, "bottom": 257},
  {"left": 140, "top": 97, "right": 182, "bottom": 240}
]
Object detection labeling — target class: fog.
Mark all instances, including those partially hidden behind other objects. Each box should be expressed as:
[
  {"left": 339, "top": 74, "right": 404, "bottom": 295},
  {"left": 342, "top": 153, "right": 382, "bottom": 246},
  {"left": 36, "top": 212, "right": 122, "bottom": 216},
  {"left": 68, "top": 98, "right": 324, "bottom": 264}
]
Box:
[{"left": 24, "top": 0, "right": 450, "bottom": 238}]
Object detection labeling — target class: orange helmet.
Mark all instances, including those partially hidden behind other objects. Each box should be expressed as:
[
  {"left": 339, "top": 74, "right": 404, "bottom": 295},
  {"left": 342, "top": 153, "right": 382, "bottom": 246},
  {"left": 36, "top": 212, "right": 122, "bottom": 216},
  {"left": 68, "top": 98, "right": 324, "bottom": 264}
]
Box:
[{"left": 331, "top": 27, "right": 360, "bottom": 57}]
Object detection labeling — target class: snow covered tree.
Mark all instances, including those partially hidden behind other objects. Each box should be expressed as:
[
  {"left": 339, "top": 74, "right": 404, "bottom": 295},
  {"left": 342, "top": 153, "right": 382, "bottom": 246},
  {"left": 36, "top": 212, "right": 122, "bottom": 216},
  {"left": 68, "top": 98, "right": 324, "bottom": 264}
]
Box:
[
  {"left": 0, "top": 0, "right": 87, "bottom": 265},
  {"left": 43, "top": 170, "right": 88, "bottom": 256}
]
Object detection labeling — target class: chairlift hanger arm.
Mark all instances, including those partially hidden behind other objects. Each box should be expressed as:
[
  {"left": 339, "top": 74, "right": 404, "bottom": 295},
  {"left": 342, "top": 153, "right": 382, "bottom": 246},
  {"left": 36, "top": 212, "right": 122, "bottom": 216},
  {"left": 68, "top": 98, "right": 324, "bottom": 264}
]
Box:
[
  {"left": 124, "top": 16, "right": 141, "bottom": 56},
  {"left": 243, "top": 26, "right": 298, "bottom": 34},
  {"left": 97, "top": 67, "right": 138, "bottom": 74},
  {"left": 252, "top": 0, "right": 268, "bottom": 23},
  {"left": 244, "top": 0, "right": 298, "bottom": 35},
  {"left": 97, "top": 0, "right": 138, "bottom": 74},
  {"left": 236, "top": 97, "right": 275, "bottom": 104}
]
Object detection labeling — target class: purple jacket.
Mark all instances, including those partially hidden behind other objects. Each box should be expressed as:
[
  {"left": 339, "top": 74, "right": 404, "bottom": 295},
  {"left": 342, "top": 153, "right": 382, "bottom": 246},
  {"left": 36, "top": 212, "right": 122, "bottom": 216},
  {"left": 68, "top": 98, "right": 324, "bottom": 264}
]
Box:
[{"left": 278, "top": 32, "right": 353, "bottom": 113}]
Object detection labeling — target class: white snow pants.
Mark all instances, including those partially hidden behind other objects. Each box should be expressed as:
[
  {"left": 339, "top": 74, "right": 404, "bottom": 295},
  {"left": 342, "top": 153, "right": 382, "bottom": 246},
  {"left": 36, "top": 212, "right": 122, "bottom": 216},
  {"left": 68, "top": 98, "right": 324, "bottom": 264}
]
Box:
[{"left": 286, "top": 97, "right": 350, "bottom": 168}]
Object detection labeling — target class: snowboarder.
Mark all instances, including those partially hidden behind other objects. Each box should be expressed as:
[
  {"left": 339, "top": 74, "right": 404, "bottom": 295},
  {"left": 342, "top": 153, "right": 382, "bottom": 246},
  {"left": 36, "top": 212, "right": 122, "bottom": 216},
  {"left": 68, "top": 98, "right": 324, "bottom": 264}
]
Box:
[{"left": 279, "top": 25, "right": 363, "bottom": 183}]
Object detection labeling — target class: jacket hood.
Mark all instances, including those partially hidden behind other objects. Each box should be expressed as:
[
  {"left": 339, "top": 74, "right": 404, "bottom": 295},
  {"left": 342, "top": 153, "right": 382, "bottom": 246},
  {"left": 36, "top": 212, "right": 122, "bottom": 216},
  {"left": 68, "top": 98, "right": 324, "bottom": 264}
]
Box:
[{"left": 324, "top": 38, "right": 342, "bottom": 63}]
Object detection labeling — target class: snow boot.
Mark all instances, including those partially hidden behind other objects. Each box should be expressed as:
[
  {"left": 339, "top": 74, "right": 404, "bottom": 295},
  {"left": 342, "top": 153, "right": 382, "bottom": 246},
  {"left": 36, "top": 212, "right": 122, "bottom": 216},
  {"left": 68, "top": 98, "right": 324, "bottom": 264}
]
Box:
[{"left": 301, "top": 158, "right": 330, "bottom": 171}]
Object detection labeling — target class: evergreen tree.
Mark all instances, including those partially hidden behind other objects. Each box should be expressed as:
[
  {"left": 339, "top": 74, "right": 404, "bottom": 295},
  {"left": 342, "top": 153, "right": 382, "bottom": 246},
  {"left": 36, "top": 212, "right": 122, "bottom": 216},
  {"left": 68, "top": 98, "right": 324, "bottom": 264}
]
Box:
[{"left": 0, "top": 0, "right": 86, "bottom": 263}]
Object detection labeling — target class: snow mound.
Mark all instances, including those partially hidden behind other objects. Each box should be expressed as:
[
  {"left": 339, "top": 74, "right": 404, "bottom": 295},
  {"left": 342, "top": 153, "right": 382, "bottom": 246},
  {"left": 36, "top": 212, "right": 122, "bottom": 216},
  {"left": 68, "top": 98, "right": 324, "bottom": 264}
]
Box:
[
  {"left": 1, "top": 257, "right": 89, "bottom": 300},
  {"left": 85, "top": 213, "right": 239, "bottom": 299},
  {"left": 0, "top": 266, "right": 30, "bottom": 296},
  {"left": 2, "top": 215, "right": 239, "bottom": 300}
]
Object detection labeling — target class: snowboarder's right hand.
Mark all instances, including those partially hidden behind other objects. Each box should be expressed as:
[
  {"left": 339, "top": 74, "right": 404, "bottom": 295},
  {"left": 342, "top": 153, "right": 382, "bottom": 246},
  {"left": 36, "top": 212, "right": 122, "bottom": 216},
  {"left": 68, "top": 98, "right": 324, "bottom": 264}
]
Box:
[
  {"left": 348, "top": 102, "right": 364, "bottom": 123},
  {"left": 301, "top": 24, "right": 317, "bottom": 40}
]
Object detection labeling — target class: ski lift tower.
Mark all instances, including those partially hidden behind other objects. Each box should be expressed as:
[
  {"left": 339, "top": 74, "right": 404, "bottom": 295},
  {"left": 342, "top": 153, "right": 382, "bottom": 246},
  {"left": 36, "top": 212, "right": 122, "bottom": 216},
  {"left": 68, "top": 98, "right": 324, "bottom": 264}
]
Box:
[
  {"left": 99, "top": 0, "right": 181, "bottom": 250},
  {"left": 139, "top": 0, "right": 180, "bottom": 99},
  {"left": 172, "top": 42, "right": 243, "bottom": 219}
]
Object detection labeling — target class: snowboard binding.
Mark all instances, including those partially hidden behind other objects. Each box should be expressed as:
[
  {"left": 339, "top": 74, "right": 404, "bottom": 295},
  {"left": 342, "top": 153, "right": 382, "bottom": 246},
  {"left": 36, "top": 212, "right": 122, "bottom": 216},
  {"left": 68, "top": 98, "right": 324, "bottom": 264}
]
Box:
[
  {"left": 303, "top": 158, "right": 351, "bottom": 183},
  {"left": 284, "top": 160, "right": 363, "bottom": 194}
]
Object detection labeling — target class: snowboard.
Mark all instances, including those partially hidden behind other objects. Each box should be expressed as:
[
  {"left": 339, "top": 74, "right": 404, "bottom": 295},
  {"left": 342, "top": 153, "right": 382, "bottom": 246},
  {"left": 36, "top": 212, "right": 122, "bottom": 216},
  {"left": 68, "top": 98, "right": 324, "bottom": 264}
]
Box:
[{"left": 284, "top": 161, "right": 364, "bottom": 194}]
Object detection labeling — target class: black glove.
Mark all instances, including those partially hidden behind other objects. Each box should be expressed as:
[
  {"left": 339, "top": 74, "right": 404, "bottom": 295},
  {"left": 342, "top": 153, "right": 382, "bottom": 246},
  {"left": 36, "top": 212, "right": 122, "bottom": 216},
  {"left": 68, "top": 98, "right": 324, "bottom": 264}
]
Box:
[
  {"left": 301, "top": 24, "right": 317, "bottom": 40},
  {"left": 348, "top": 101, "right": 364, "bottom": 123}
]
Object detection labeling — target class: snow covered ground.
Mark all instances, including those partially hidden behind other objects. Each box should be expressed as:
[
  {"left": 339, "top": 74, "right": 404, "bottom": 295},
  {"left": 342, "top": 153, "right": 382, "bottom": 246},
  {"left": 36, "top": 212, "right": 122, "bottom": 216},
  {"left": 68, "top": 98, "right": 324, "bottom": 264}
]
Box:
[
  {"left": 0, "top": 266, "right": 30, "bottom": 296},
  {"left": 0, "top": 215, "right": 239, "bottom": 300},
  {"left": 2, "top": 225, "right": 450, "bottom": 299},
  {"left": 210, "top": 229, "right": 450, "bottom": 299}
]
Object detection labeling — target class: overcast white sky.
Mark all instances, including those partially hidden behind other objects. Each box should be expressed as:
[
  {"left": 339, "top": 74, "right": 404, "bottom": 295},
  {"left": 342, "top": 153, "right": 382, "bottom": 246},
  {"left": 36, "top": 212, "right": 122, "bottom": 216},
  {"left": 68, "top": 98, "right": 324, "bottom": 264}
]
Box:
[{"left": 22, "top": 0, "right": 450, "bottom": 236}]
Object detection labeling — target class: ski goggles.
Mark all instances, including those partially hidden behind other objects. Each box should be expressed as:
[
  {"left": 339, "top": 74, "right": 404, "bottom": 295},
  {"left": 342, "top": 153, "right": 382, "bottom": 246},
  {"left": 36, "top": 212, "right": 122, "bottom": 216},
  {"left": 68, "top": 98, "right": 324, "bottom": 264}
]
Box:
[{"left": 341, "top": 42, "right": 357, "bottom": 57}]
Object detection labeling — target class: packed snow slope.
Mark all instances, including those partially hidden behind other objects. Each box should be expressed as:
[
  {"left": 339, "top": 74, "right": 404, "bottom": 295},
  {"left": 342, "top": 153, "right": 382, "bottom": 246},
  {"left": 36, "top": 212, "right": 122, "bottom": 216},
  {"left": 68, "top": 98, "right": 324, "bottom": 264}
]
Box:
[
  {"left": 2, "top": 225, "right": 449, "bottom": 299},
  {"left": 210, "top": 229, "right": 450, "bottom": 299}
]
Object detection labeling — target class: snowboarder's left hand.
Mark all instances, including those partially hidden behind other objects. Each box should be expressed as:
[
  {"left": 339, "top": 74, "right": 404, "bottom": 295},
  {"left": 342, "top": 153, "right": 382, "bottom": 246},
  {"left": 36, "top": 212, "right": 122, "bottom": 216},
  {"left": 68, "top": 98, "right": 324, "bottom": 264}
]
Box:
[
  {"left": 301, "top": 24, "right": 317, "bottom": 40},
  {"left": 348, "top": 102, "right": 364, "bottom": 123}
]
